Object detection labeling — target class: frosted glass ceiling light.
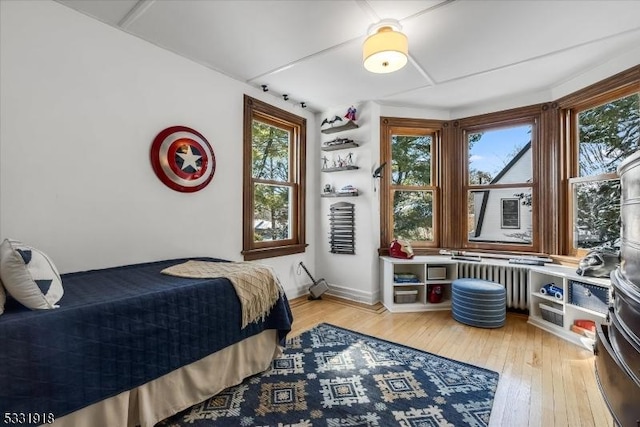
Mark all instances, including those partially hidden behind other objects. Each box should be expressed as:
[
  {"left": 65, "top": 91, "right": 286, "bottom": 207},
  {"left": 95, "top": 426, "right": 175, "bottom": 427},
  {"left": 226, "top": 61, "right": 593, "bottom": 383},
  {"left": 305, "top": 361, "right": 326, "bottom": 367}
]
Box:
[{"left": 363, "top": 20, "right": 408, "bottom": 74}]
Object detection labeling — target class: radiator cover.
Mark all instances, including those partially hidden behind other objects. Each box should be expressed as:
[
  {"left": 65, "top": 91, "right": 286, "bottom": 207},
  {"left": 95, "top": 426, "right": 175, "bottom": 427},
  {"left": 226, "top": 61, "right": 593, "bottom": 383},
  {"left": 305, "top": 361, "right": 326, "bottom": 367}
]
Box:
[{"left": 457, "top": 262, "right": 529, "bottom": 310}]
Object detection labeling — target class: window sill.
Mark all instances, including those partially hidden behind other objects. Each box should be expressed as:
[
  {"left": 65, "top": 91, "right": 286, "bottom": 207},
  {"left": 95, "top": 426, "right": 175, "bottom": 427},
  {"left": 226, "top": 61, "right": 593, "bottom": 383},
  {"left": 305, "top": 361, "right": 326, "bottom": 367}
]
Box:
[
  {"left": 549, "top": 255, "right": 580, "bottom": 267},
  {"left": 242, "top": 244, "right": 307, "bottom": 261},
  {"left": 378, "top": 247, "right": 441, "bottom": 257},
  {"left": 379, "top": 247, "right": 565, "bottom": 262}
]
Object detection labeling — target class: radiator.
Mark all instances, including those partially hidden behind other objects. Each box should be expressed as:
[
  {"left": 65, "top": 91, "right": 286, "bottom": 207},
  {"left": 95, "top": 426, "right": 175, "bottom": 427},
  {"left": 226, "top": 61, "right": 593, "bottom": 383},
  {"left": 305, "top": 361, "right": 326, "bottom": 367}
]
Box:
[{"left": 457, "top": 262, "right": 529, "bottom": 310}]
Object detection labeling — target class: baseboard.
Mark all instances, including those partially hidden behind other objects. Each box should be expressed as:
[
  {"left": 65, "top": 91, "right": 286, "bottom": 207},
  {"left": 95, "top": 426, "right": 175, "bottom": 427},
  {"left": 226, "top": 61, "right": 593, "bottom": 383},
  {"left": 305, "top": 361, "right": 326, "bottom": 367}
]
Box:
[
  {"left": 289, "top": 293, "right": 386, "bottom": 313},
  {"left": 324, "top": 283, "right": 379, "bottom": 305},
  {"left": 285, "top": 282, "right": 379, "bottom": 306},
  {"left": 284, "top": 284, "right": 311, "bottom": 300}
]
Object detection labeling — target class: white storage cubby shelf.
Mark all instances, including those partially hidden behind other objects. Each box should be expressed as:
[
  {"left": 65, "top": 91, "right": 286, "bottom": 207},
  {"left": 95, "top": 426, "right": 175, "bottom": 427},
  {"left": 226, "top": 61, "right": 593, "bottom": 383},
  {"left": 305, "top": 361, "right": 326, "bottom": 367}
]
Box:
[
  {"left": 527, "top": 264, "right": 611, "bottom": 348},
  {"left": 380, "top": 255, "right": 612, "bottom": 349},
  {"left": 380, "top": 256, "right": 457, "bottom": 313}
]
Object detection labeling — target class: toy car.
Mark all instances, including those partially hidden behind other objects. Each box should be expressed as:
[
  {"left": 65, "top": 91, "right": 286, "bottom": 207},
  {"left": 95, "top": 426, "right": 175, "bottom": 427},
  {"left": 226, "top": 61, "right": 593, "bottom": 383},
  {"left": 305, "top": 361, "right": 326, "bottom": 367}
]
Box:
[
  {"left": 540, "top": 283, "right": 563, "bottom": 300},
  {"left": 337, "top": 185, "right": 358, "bottom": 194}
]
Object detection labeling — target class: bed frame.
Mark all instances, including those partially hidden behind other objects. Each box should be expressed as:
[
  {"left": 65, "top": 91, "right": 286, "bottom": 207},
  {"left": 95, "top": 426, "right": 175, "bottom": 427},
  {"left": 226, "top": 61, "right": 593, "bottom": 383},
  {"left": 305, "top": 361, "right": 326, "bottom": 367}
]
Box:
[{"left": 0, "top": 258, "right": 292, "bottom": 427}]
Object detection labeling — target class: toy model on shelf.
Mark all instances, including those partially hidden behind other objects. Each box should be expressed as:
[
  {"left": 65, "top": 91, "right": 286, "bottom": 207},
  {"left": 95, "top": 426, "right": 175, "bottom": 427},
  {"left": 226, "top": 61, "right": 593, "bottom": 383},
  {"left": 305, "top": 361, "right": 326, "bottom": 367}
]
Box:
[
  {"left": 321, "top": 153, "right": 358, "bottom": 172},
  {"left": 337, "top": 185, "right": 358, "bottom": 195},
  {"left": 321, "top": 120, "right": 358, "bottom": 134},
  {"left": 321, "top": 185, "right": 359, "bottom": 197},
  {"left": 345, "top": 106, "right": 357, "bottom": 121},
  {"left": 324, "top": 137, "right": 353, "bottom": 146},
  {"left": 320, "top": 106, "right": 357, "bottom": 130},
  {"left": 322, "top": 137, "right": 359, "bottom": 151},
  {"left": 321, "top": 115, "right": 342, "bottom": 126},
  {"left": 540, "top": 283, "right": 563, "bottom": 300}
]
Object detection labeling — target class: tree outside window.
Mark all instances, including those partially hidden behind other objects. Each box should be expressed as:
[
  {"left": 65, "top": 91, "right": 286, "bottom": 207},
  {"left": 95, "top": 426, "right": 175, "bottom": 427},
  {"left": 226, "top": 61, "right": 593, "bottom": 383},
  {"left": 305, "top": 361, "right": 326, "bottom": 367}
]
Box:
[
  {"left": 379, "top": 118, "right": 442, "bottom": 251},
  {"left": 252, "top": 120, "right": 292, "bottom": 242},
  {"left": 392, "top": 134, "right": 434, "bottom": 242},
  {"left": 570, "top": 91, "right": 639, "bottom": 252},
  {"left": 242, "top": 96, "right": 306, "bottom": 260}
]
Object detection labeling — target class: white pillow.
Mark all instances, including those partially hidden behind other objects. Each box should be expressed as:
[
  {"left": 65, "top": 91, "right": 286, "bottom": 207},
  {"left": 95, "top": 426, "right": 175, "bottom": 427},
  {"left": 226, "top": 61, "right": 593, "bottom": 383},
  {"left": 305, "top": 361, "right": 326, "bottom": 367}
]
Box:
[{"left": 0, "top": 239, "right": 63, "bottom": 309}]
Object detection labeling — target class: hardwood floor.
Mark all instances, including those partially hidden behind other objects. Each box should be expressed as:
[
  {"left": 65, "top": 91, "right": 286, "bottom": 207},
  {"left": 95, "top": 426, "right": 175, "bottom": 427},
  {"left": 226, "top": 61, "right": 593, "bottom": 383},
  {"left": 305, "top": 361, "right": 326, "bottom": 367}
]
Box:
[{"left": 288, "top": 295, "right": 613, "bottom": 427}]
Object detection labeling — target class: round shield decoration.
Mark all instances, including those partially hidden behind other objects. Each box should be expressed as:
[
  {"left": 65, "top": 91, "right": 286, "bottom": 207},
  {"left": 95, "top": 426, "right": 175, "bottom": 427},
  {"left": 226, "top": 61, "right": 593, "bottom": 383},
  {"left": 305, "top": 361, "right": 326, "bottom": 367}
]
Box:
[{"left": 150, "top": 126, "right": 216, "bottom": 192}]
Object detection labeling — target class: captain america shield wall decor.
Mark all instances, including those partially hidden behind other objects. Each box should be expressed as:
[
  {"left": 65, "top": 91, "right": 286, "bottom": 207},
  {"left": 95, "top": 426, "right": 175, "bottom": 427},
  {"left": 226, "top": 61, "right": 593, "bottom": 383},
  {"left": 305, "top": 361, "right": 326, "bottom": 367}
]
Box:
[{"left": 150, "top": 126, "right": 216, "bottom": 192}]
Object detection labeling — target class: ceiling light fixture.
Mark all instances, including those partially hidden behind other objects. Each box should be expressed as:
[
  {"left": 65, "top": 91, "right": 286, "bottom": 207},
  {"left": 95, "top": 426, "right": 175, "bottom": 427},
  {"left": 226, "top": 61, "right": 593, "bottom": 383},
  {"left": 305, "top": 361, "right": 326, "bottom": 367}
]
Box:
[{"left": 363, "top": 20, "right": 408, "bottom": 74}]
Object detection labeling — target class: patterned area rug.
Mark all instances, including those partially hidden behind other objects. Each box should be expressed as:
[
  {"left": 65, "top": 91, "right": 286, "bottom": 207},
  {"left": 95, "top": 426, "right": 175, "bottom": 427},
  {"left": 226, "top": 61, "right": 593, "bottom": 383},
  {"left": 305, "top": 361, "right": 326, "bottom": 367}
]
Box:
[{"left": 158, "top": 323, "right": 499, "bottom": 426}]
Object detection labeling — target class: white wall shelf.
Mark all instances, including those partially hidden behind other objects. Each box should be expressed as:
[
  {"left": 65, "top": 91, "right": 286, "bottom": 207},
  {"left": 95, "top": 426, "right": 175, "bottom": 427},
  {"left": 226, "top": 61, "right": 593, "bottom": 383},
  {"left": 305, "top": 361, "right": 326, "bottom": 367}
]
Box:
[
  {"left": 527, "top": 267, "right": 609, "bottom": 349},
  {"left": 322, "top": 165, "right": 359, "bottom": 172},
  {"left": 321, "top": 141, "right": 359, "bottom": 151},
  {"left": 321, "top": 192, "right": 359, "bottom": 197},
  {"left": 320, "top": 121, "right": 358, "bottom": 134}
]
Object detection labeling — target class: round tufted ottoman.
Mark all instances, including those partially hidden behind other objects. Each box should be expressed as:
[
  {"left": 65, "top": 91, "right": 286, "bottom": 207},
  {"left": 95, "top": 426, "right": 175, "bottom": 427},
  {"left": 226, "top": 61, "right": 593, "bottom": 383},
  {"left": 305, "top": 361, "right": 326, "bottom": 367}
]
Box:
[{"left": 452, "top": 278, "right": 506, "bottom": 328}]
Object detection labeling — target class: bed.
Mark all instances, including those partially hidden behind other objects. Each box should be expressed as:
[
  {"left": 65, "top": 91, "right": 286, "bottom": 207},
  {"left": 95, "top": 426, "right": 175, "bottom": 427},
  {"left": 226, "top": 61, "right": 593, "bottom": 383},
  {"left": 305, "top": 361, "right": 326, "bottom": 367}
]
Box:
[{"left": 0, "top": 257, "right": 293, "bottom": 427}]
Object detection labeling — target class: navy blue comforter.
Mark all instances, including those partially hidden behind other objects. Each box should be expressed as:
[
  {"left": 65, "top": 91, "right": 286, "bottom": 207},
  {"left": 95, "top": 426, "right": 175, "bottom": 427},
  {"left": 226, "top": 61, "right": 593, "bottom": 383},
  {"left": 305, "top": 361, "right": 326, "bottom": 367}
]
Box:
[{"left": 0, "top": 258, "right": 293, "bottom": 421}]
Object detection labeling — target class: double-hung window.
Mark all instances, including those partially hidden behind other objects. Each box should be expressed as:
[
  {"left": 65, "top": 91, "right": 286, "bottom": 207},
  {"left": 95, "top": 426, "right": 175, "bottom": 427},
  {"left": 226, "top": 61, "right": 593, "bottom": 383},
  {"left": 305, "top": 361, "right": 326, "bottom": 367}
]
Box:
[
  {"left": 242, "top": 95, "right": 306, "bottom": 260},
  {"left": 462, "top": 118, "right": 538, "bottom": 252},
  {"left": 565, "top": 89, "right": 639, "bottom": 255},
  {"left": 380, "top": 118, "right": 441, "bottom": 251}
]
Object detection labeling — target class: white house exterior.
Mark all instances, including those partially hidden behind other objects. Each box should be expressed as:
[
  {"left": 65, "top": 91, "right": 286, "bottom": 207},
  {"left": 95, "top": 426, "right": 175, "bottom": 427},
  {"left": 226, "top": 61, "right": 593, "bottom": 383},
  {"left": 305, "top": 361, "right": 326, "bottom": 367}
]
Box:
[{"left": 469, "top": 142, "right": 533, "bottom": 244}]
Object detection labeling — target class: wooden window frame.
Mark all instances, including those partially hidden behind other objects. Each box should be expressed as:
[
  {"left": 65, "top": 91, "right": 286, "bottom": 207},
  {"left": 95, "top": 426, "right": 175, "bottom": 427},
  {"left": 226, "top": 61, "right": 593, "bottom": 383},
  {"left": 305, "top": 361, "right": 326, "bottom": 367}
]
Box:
[
  {"left": 242, "top": 95, "right": 306, "bottom": 260},
  {"left": 457, "top": 109, "right": 542, "bottom": 253},
  {"left": 559, "top": 76, "right": 639, "bottom": 257},
  {"left": 376, "top": 67, "right": 638, "bottom": 259},
  {"left": 379, "top": 117, "right": 443, "bottom": 255},
  {"left": 567, "top": 175, "right": 620, "bottom": 256}
]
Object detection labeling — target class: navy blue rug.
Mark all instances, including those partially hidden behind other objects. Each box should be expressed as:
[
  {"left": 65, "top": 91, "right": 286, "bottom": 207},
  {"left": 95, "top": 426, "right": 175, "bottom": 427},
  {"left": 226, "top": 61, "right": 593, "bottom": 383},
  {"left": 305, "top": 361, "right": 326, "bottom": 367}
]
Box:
[{"left": 158, "top": 323, "right": 499, "bottom": 426}]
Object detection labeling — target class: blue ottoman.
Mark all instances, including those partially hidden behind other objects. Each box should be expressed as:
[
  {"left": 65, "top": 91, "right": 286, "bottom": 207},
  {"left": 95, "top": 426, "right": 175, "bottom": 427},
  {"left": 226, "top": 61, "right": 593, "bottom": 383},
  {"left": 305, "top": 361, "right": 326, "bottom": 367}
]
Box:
[{"left": 452, "top": 278, "right": 506, "bottom": 328}]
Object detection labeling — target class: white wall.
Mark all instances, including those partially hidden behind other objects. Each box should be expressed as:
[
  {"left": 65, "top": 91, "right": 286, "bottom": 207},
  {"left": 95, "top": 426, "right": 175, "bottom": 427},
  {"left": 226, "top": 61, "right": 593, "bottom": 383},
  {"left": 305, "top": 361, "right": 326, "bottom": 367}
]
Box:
[
  {"left": 2, "top": 1, "right": 634, "bottom": 306},
  {"left": 551, "top": 47, "right": 640, "bottom": 101},
  {"left": 0, "top": 0, "right": 317, "bottom": 297},
  {"left": 316, "top": 102, "right": 381, "bottom": 304}
]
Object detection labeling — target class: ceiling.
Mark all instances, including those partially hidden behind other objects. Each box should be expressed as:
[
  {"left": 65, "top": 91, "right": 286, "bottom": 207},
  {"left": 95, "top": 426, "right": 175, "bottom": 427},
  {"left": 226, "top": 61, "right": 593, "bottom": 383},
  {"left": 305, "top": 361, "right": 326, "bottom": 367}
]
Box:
[{"left": 57, "top": 0, "right": 640, "bottom": 114}]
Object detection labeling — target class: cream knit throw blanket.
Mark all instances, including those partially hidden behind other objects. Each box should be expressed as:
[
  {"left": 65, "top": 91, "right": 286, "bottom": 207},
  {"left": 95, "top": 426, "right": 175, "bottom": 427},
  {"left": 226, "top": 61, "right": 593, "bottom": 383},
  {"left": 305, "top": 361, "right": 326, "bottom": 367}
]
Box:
[{"left": 161, "top": 260, "right": 282, "bottom": 329}]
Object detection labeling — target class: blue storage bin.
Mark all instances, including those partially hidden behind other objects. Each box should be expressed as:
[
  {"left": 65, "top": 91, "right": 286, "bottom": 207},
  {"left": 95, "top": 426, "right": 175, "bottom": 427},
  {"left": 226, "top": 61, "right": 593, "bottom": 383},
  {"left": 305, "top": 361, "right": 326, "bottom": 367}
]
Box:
[{"left": 568, "top": 280, "right": 610, "bottom": 314}]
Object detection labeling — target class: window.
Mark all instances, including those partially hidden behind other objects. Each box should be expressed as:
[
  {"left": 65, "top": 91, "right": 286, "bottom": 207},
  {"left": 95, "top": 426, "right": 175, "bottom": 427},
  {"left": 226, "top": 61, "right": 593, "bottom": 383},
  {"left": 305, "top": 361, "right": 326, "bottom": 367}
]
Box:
[
  {"left": 380, "top": 118, "right": 442, "bottom": 252},
  {"left": 566, "top": 90, "right": 639, "bottom": 255},
  {"left": 501, "top": 198, "right": 520, "bottom": 229},
  {"left": 376, "top": 67, "right": 636, "bottom": 257},
  {"left": 464, "top": 121, "right": 537, "bottom": 250},
  {"left": 242, "top": 95, "right": 306, "bottom": 260}
]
